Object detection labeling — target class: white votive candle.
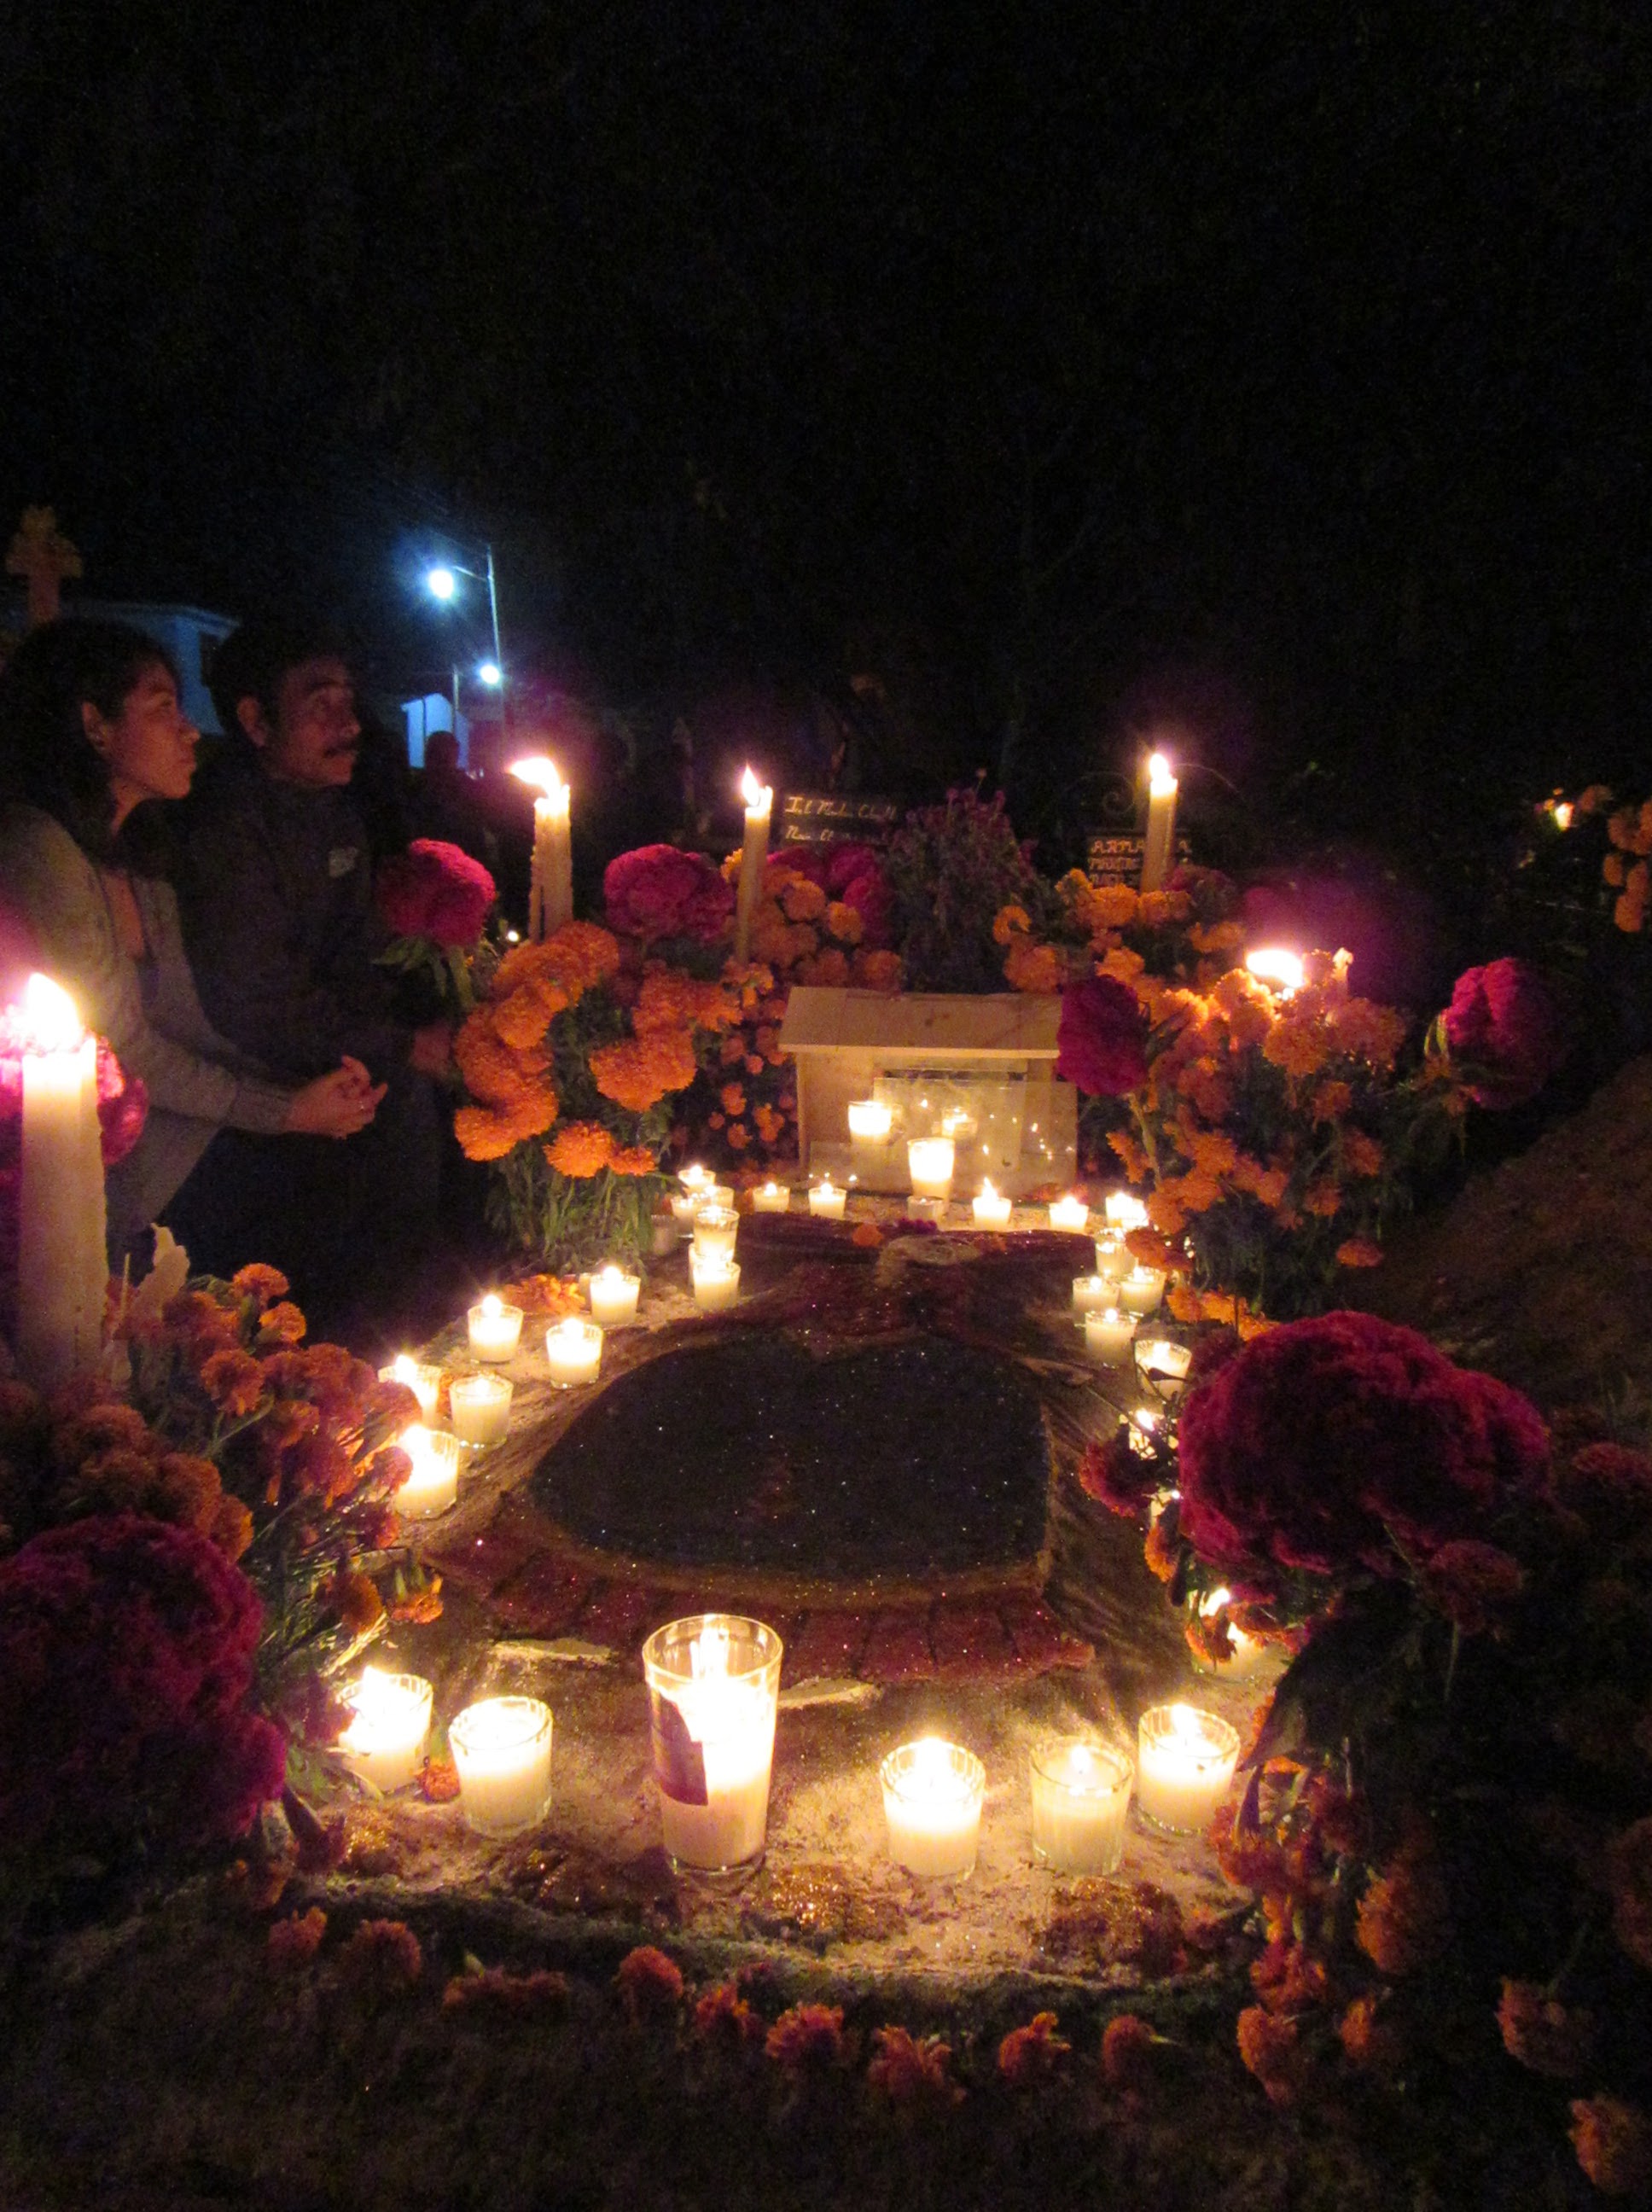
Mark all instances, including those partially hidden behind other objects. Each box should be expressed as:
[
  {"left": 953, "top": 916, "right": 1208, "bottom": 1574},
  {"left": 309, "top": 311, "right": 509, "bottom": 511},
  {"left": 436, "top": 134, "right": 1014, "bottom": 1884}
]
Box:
[
  {"left": 1135, "top": 1335, "right": 1193, "bottom": 1403},
  {"left": 1031, "top": 1741, "right": 1134, "bottom": 1873},
  {"left": 1119, "top": 1266, "right": 1166, "bottom": 1316},
  {"left": 545, "top": 1317, "right": 603, "bottom": 1386},
  {"left": 379, "top": 1354, "right": 440, "bottom": 1421},
  {"left": 689, "top": 1252, "right": 742, "bottom": 1311},
  {"left": 669, "top": 1189, "right": 702, "bottom": 1231},
  {"left": 678, "top": 1163, "right": 716, "bottom": 1196},
  {"left": 750, "top": 1181, "right": 792, "bottom": 1214},
  {"left": 450, "top": 1695, "right": 554, "bottom": 1838},
  {"left": 907, "top": 1138, "right": 955, "bottom": 1200},
  {"left": 1105, "top": 1191, "right": 1149, "bottom": 1232},
  {"left": 588, "top": 1263, "right": 642, "bottom": 1327},
  {"left": 643, "top": 1615, "right": 782, "bottom": 1875},
  {"left": 1136, "top": 1703, "right": 1241, "bottom": 1834},
  {"left": 1073, "top": 1273, "right": 1113, "bottom": 1315},
  {"left": 449, "top": 1372, "right": 513, "bottom": 1447},
  {"left": 1085, "top": 1307, "right": 1138, "bottom": 1365},
  {"left": 468, "top": 1294, "right": 525, "bottom": 1361},
  {"left": 1192, "top": 1587, "right": 1270, "bottom": 1680},
  {"left": 1093, "top": 1234, "right": 1130, "bottom": 1284},
  {"left": 692, "top": 1204, "right": 740, "bottom": 1261},
  {"left": 808, "top": 1179, "right": 846, "bottom": 1220},
  {"left": 972, "top": 1179, "right": 1012, "bottom": 1228},
  {"left": 394, "top": 1423, "right": 462, "bottom": 1518},
  {"left": 338, "top": 1668, "right": 433, "bottom": 1793},
  {"left": 1049, "top": 1193, "right": 1090, "bottom": 1234},
  {"left": 847, "top": 1097, "right": 893, "bottom": 1143},
  {"left": 881, "top": 1738, "right": 986, "bottom": 1879}
]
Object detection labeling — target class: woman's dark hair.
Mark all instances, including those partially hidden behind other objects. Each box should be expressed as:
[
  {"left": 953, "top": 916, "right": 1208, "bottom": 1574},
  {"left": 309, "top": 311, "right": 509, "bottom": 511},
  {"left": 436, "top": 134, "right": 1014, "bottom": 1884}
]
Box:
[{"left": 0, "top": 617, "right": 180, "bottom": 865}]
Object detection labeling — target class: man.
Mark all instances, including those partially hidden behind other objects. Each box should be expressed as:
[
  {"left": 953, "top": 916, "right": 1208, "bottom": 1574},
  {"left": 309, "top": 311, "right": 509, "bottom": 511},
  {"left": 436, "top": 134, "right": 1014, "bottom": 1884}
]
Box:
[{"left": 174, "top": 617, "right": 451, "bottom": 1330}]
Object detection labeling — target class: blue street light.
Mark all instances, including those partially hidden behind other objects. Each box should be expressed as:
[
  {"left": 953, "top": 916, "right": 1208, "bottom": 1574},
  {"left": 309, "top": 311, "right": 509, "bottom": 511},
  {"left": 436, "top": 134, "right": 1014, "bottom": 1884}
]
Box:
[
  {"left": 422, "top": 546, "right": 505, "bottom": 698},
  {"left": 426, "top": 565, "right": 459, "bottom": 602},
  {"left": 477, "top": 661, "right": 502, "bottom": 688}
]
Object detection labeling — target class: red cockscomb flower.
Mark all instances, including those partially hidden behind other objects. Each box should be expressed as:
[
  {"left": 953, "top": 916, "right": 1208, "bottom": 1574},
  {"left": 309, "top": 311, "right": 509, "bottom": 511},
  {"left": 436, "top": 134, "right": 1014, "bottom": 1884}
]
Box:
[
  {"left": 1442, "top": 957, "right": 1568, "bottom": 1109},
  {"left": 375, "top": 840, "right": 496, "bottom": 946},
  {"left": 1056, "top": 975, "right": 1149, "bottom": 1096},
  {"left": 604, "top": 846, "right": 734, "bottom": 943}
]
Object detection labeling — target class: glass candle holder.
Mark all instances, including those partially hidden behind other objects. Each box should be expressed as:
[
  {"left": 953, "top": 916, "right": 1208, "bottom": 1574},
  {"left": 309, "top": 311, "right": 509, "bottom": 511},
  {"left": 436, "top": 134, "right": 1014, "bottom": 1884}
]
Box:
[
  {"left": 907, "top": 1138, "right": 955, "bottom": 1200},
  {"left": 1073, "top": 1273, "right": 1113, "bottom": 1315},
  {"left": 468, "top": 1294, "right": 524, "bottom": 1362},
  {"left": 544, "top": 1317, "right": 603, "bottom": 1387},
  {"left": 1093, "top": 1234, "right": 1131, "bottom": 1284},
  {"left": 692, "top": 1205, "right": 740, "bottom": 1263},
  {"left": 650, "top": 1210, "right": 680, "bottom": 1256},
  {"left": 1030, "top": 1740, "right": 1133, "bottom": 1873},
  {"left": 450, "top": 1695, "right": 554, "bottom": 1838},
  {"left": 449, "top": 1372, "right": 513, "bottom": 1447},
  {"left": 1134, "top": 1333, "right": 1193, "bottom": 1405},
  {"left": 378, "top": 1354, "right": 440, "bottom": 1421},
  {"left": 1048, "top": 1194, "right": 1090, "bottom": 1234},
  {"left": 394, "top": 1423, "right": 462, "bottom": 1518},
  {"left": 972, "top": 1179, "right": 1012, "bottom": 1228},
  {"left": 642, "top": 1614, "right": 783, "bottom": 1878},
  {"left": 750, "top": 1181, "right": 792, "bottom": 1213},
  {"left": 807, "top": 1180, "right": 846, "bottom": 1220},
  {"left": 689, "top": 1251, "right": 741, "bottom": 1311},
  {"left": 338, "top": 1668, "right": 433, "bottom": 1793},
  {"left": 880, "top": 1738, "right": 986, "bottom": 1879},
  {"left": 1085, "top": 1307, "right": 1137, "bottom": 1365},
  {"left": 668, "top": 1189, "right": 702, "bottom": 1231},
  {"left": 1104, "top": 1191, "right": 1149, "bottom": 1233},
  {"left": 588, "top": 1263, "right": 642, "bottom": 1327},
  {"left": 847, "top": 1098, "right": 893, "bottom": 1143},
  {"left": 1190, "top": 1587, "right": 1271, "bottom": 1680},
  {"left": 1119, "top": 1266, "right": 1166, "bottom": 1317},
  {"left": 1135, "top": 1703, "right": 1241, "bottom": 1833},
  {"left": 678, "top": 1164, "right": 716, "bottom": 1197}
]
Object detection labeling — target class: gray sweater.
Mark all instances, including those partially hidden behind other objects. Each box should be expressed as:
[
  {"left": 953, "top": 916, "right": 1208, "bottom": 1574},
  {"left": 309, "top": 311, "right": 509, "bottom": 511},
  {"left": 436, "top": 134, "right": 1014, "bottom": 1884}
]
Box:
[{"left": 0, "top": 805, "right": 294, "bottom": 1256}]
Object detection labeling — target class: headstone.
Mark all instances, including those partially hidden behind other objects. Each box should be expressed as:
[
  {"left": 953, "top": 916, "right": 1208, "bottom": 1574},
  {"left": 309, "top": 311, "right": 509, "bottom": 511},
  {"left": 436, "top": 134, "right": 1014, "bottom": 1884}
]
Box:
[
  {"left": 780, "top": 791, "right": 901, "bottom": 847},
  {"left": 6, "top": 508, "right": 83, "bottom": 627}
]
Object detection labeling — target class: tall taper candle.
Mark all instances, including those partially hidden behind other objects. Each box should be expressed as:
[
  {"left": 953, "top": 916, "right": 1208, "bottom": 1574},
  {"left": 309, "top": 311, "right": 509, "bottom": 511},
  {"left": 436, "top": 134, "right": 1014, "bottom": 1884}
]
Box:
[
  {"left": 734, "top": 765, "right": 772, "bottom": 963},
  {"left": 511, "top": 756, "right": 573, "bottom": 941},
  {"left": 15, "top": 974, "right": 107, "bottom": 1392},
  {"left": 1141, "top": 751, "right": 1178, "bottom": 893}
]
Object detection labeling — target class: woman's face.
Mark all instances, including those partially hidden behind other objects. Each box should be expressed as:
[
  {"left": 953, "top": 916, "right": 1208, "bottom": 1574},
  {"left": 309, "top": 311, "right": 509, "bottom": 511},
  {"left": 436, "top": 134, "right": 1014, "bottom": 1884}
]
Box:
[{"left": 84, "top": 661, "right": 200, "bottom": 819}]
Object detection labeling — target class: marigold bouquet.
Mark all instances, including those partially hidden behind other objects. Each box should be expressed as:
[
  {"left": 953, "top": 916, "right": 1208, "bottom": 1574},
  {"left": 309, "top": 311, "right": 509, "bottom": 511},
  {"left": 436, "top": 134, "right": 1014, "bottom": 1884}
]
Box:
[
  {"left": 375, "top": 836, "right": 497, "bottom": 1013},
  {"left": 452, "top": 918, "right": 744, "bottom": 1266}
]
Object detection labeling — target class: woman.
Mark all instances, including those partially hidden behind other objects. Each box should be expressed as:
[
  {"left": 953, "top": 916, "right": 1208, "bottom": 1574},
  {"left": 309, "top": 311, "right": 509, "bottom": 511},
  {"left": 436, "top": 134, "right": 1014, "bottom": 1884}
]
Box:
[{"left": 0, "top": 618, "right": 383, "bottom": 1274}]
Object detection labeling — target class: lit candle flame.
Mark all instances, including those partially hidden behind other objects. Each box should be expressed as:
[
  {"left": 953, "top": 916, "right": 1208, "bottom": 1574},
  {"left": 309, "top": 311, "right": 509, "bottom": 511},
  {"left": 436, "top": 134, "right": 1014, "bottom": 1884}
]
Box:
[
  {"left": 21, "top": 972, "right": 84, "bottom": 1053},
  {"left": 510, "top": 755, "right": 566, "bottom": 802},
  {"left": 1148, "top": 751, "right": 1178, "bottom": 798},
  {"left": 480, "top": 1293, "right": 502, "bottom": 1318},
  {"left": 1245, "top": 947, "right": 1305, "bottom": 996},
  {"left": 691, "top": 1623, "right": 732, "bottom": 1679},
  {"left": 391, "top": 1354, "right": 418, "bottom": 1384},
  {"left": 740, "top": 765, "right": 772, "bottom": 812}
]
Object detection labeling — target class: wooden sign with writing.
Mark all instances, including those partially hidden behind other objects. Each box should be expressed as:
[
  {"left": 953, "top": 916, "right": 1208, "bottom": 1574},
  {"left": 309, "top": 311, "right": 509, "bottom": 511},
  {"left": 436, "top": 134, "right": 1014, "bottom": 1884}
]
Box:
[{"left": 780, "top": 792, "right": 901, "bottom": 847}]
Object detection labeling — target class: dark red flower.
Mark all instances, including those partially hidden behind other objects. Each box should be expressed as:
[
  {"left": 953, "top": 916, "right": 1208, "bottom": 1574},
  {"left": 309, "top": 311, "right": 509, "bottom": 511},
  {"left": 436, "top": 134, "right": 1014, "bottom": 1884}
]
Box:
[
  {"left": 614, "top": 1943, "right": 684, "bottom": 2022},
  {"left": 94, "top": 1040, "right": 147, "bottom": 1166},
  {"left": 604, "top": 845, "right": 733, "bottom": 943},
  {"left": 1420, "top": 1540, "right": 1527, "bottom": 1635},
  {"left": 375, "top": 839, "right": 496, "bottom": 946},
  {"left": 1056, "top": 976, "right": 1149, "bottom": 1096},
  {"left": 1076, "top": 1431, "right": 1160, "bottom": 1518},
  {"left": 1443, "top": 958, "right": 1568, "bottom": 1109}
]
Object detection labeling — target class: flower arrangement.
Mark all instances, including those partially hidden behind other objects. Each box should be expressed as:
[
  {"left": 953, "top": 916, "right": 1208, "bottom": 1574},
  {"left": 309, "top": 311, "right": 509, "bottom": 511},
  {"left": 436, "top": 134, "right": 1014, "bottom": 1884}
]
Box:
[
  {"left": 453, "top": 918, "right": 744, "bottom": 1266},
  {"left": 882, "top": 783, "right": 1037, "bottom": 992},
  {"left": 603, "top": 844, "right": 733, "bottom": 945},
  {"left": 375, "top": 837, "right": 497, "bottom": 1012}
]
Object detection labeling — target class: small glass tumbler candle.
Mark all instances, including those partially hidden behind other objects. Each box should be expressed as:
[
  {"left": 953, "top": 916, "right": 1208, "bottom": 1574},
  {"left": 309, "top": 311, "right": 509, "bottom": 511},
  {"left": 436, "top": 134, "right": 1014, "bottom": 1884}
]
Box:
[
  {"left": 588, "top": 1263, "right": 642, "bottom": 1328},
  {"left": 379, "top": 1353, "right": 440, "bottom": 1421},
  {"left": 544, "top": 1316, "right": 603, "bottom": 1386},
  {"left": 750, "top": 1180, "right": 792, "bottom": 1213},
  {"left": 1093, "top": 1234, "right": 1131, "bottom": 1284},
  {"left": 847, "top": 1097, "right": 893, "bottom": 1144},
  {"left": 450, "top": 1695, "right": 554, "bottom": 1838},
  {"left": 1190, "top": 1587, "right": 1271, "bottom": 1680},
  {"left": 449, "top": 1372, "right": 513, "bottom": 1447},
  {"left": 698, "top": 1183, "right": 736, "bottom": 1211},
  {"left": 642, "top": 1614, "right": 783, "bottom": 1878},
  {"left": 1085, "top": 1307, "right": 1137, "bottom": 1365},
  {"left": 1134, "top": 1334, "right": 1193, "bottom": 1404},
  {"left": 338, "top": 1668, "right": 433, "bottom": 1793},
  {"left": 880, "top": 1738, "right": 986, "bottom": 1879},
  {"left": 972, "top": 1179, "right": 1012, "bottom": 1228},
  {"left": 1073, "top": 1273, "right": 1113, "bottom": 1315},
  {"left": 1119, "top": 1266, "right": 1166, "bottom": 1317},
  {"left": 1030, "top": 1740, "right": 1133, "bottom": 1873},
  {"left": 678, "top": 1163, "right": 716, "bottom": 1197},
  {"left": 1048, "top": 1193, "right": 1090, "bottom": 1234},
  {"left": 468, "top": 1294, "right": 524, "bottom": 1362},
  {"left": 1135, "top": 1703, "right": 1241, "bottom": 1833},
  {"left": 650, "top": 1210, "right": 680, "bottom": 1257},
  {"left": 907, "top": 1137, "right": 955, "bottom": 1200},
  {"left": 1105, "top": 1190, "right": 1149, "bottom": 1233},
  {"left": 689, "top": 1251, "right": 742, "bottom": 1311},
  {"left": 668, "top": 1189, "right": 702, "bottom": 1231},
  {"left": 692, "top": 1205, "right": 740, "bottom": 1263},
  {"left": 394, "top": 1423, "right": 462, "bottom": 1518},
  {"left": 807, "top": 1179, "right": 846, "bottom": 1220}
]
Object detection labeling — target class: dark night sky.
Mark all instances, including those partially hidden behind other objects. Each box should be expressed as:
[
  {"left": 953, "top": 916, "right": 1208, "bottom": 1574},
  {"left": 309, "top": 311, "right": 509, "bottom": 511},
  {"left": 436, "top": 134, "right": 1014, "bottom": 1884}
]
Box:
[{"left": 3, "top": 3, "right": 1650, "bottom": 821}]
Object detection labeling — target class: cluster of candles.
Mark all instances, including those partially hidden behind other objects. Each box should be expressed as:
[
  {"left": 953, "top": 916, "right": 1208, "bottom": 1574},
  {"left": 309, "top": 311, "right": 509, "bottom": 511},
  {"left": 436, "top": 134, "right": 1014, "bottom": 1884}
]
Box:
[{"left": 339, "top": 1612, "right": 1244, "bottom": 1877}]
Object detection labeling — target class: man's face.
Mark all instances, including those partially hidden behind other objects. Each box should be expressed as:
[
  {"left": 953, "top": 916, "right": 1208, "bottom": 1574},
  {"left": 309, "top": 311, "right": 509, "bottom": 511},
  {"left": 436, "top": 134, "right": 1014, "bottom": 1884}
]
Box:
[{"left": 241, "top": 656, "right": 360, "bottom": 788}]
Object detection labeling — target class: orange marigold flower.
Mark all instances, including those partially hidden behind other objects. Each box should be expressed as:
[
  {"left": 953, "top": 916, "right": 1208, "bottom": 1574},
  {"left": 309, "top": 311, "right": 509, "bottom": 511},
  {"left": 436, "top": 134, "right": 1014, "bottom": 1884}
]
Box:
[
  {"left": 608, "top": 1144, "right": 659, "bottom": 1176},
  {"left": 454, "top": 1103, "right": 524, "bottom": 1161},
  {"left": 267, "top": 1907, "right": 328, "bottom": 1970},
  {"left": 1603, "top": 853, "right": 1627, "bottom": 888},
  {"left": 1570, "top": 2095, "right": 1652, "bottom": 2197},
  {"left": 1166, "top": 1280, "right": 1202, "bottom": 1324},
  {"left": 726, "top": 1121, "right": 751, "bottom": 1149},
  {"left": 634, "top": 966, "right": 740, "bottom": 1035},
  {"left": 1144, "top": 1516, "right": 1180, "bottom": 1582},
  {"left": 779, "top": 876, "right": 827, "bottom": 923},
  {"left": 211, "top": 1492, "right": 254, "bottom": 1561},
  {"left": 422, "top": 1757, "right": 461, "bottom": 1802},
  {"left": 824, "top": 900, "right": 864, "bottom": 945},
  {"left": 1107, "top": 1129, "right": 1151, "bottom": 1182},
  {"left": 868, "top": 2025, "right": 963, "bottom": 2110},
  {"left": 338, "top": 1918, "right": 423, "bottom": 1992},
  {"left": 76, "top": 1445, "right": 159, "bottom": 1509},
  {"left": 1356, "top": 1819, "right": 1451, "bottom": 1976},
  {"left": 1236, "top": 2004, "right": 1301, "bottom": 2104},
  {"left": 1328, "top": 998, "right": 1407, "bottom": 1068},
  {"left": 992, "top": 903, "right": 1032, "bottom": 944},
  {"left": 231, "top": 1263, "right": 290, "bottom": 1307},
  {"left": 590, "top": 1027, "right": 698, "bottom": 1112},
  {"left": 1004, "top": 939, "right": 1061, "bottom": 993},
  {"left": 1124, "top": 1228, "right": 1183, "bottom": 1272},
  {"left": 1184, "top": 1127, "right": 1239, "bottom": 1179},
  {"left": 545, "top": 1121, "right": 615, "bottom": 1178},
  {"left": 1098, "top": 943, "right": 1147, "bottom": 985},
  {"left": 1302, "top": 1179, "right": 1342, "bottom": 1219},
  {"left": 797, "top": 946, "right": 851, "bottom": 987},
  {"left": 1577, "top": 783, "right": 1614, "bottom": 816},
  {"left": 1341, "top": 1129, "right": 1383, "bottom": 1178},
  {"left": 720, "top": 1083, "right": 747, "bottom": 1115},
  {"left": 753, "top": 1105, "right": 784, "bottom": 1144},
  {"left": 1146, "top": 1188, "right": 1189, "bottom": 1236},
  {"left": 1335, "top": 1237, "right": 1384, "bottom": 1269},
  {"left": 850, "top": 947, "right": 903, "bottom": 992},
  {"left": 201, "top": 1348, "right": 265, "bottom": 1417},
  {"left": 998, "top": 2011, "right": 1070, "bottom": 2087},
  {"left": 154, "top": 1451, "right": 224, "bottom": 1532},
  {"left": 258, "top": 1301, "right": 308, "bottom": 1345},
  {"left": 1310, "top": 1079, "right": 1353, "bottom": 1124},
  {"left": 852, "top": 1221, "right": 883, "bottom": 1248},
  {"left": 719, "top": 1032, "right": 746, "bottom": 1066},
  {"left": 390, "top": 1582, "right": 443, "bottom": 1625},
  {"left": 765, "top": 2002, "right": 846, "bottom": 2073},
  {"left": 615, "top": 1944, "right": 683, "bottom": 2023},
  {"left": 1262, "top": 1013, "right": 1333, "bottom": 1080},
  {"left": 334, "top": 1571, "right": 385, "bottom": 1633},
  {"left": 1100, "top": 2014, "right": 1159, "bottom": 2093},
  {"left": 1497, "top": 1979, "right": 1595, "bottom": 2077},
  {"left": 541, "top": 918, "right": 622, "bottom": 992},
  {"left": 693, "top": 1981, "right": 763, "bottom": 2048},
  {"left": 1087, "top": 882, "right": 1141, "bottom": 930},
  {"left": 1337, "top": 1994, "right": 1402, "bottom": 2074}
]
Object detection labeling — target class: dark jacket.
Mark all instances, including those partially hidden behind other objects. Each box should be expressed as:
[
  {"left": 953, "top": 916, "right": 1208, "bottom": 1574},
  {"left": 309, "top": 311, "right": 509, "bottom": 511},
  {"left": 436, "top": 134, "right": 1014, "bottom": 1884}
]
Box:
[{"left": 177, "top": 748, "right": 410, "bottom": 1081}]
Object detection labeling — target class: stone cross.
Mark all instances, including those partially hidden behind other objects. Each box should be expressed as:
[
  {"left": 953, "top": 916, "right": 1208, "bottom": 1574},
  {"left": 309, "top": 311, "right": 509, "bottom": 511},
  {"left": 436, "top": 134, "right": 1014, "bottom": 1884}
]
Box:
[{"left": 7, "top": 507, "right": 83, "bottom": 626}]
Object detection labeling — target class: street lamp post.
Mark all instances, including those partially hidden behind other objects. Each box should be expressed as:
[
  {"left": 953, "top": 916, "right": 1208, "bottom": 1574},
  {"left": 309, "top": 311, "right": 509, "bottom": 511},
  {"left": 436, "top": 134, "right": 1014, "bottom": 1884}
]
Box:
[{"left": 425, "top": 544, "right": 509, "bottom": 731}]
